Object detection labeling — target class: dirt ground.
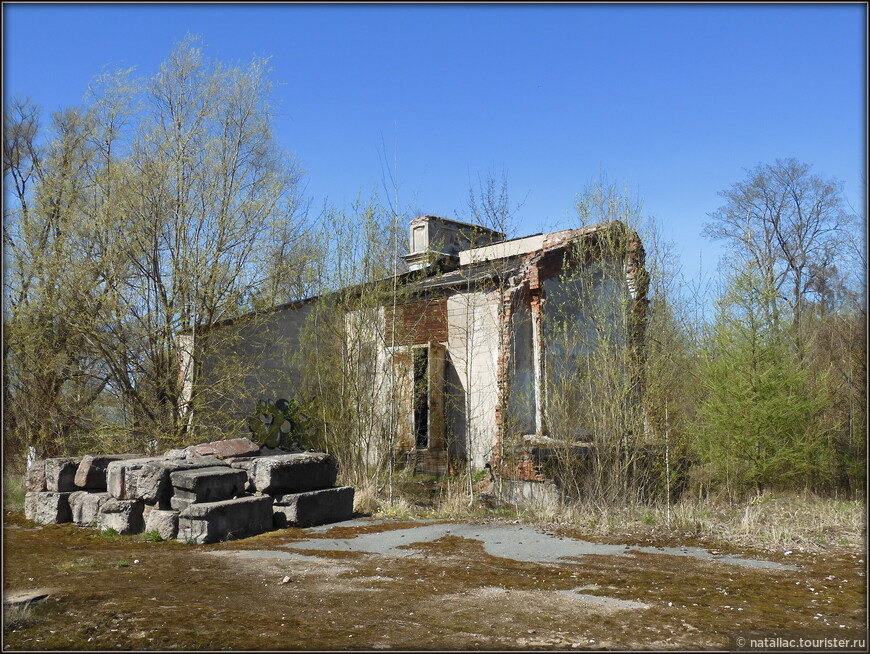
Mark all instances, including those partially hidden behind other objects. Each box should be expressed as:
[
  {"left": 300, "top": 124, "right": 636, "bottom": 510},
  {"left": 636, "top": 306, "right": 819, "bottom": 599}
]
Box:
[{"left": 2, "top": 510, "right": 866, "bottom": 651}]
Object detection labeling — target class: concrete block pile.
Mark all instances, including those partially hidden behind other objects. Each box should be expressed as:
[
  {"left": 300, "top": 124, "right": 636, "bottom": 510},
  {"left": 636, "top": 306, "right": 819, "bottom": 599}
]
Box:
[{"left": 23, "top": 438, "right": 355, "bottom": 544}]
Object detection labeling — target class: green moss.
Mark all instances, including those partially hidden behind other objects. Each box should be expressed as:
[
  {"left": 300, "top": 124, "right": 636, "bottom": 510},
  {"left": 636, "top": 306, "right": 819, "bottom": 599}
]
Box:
[{"left": 3, "top": 516, "right": 865, "bottom": 650}]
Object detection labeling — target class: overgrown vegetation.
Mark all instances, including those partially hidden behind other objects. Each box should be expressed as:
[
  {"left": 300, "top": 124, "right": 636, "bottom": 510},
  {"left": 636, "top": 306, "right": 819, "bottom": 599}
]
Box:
[{"left": 3, "top": 36, "right": 864, "bottom": 529}]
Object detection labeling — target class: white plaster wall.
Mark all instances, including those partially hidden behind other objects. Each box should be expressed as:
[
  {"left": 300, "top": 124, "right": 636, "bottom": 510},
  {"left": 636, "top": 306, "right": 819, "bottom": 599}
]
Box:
[{"left": 447, "top": 290, "right": 502, "bottom": 469}]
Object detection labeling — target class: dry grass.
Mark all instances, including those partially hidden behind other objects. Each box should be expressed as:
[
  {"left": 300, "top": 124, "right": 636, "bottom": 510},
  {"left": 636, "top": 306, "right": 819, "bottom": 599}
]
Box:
[
  {"left": 514, "top": 491, "right": 866, "bottom": 554},
  {"left": 344, "top": 474, "right": 864, "bottom": 555}
]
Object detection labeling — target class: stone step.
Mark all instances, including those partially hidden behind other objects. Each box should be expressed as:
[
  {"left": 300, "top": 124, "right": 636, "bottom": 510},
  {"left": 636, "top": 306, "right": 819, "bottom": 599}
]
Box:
[
  {"left": 74, "top": 454, "right": 141, "bottom": 490},
  {"left": 170, "top": 466, "right": 246, "bottom": 507},
  {"left": 177, "top": 495, "right": 273, "bottom": 544},
  {"left": 248, "top": 453, "right": 338, "bottom": 494},
  {"left": 69, "top": 490, "right": 111, "bottom": 526},
  {"left": 271, "top": 486, "right": 355, "bottom": 528},
  {"left": 24, "top": 491, "right": 73, "bottom": 524}
]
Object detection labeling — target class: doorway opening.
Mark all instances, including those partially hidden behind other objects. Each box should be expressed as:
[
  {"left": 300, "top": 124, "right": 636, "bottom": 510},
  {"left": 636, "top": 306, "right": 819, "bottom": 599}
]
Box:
[{"left": 413, "top": 346, "right": 429, "bottom": 449}]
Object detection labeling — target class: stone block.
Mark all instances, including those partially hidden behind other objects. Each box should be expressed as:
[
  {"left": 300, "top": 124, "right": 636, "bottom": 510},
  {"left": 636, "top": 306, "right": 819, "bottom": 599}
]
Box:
[
  {"left": 272, "top": 486, "right": 355, "bottom": 528},
  {"left": 170, "top": 495, "right": 194, "bottom": 512},
  {"left": 69, "top": 490, "right": 111, "bottom": 526},
  {"left": 44, "top": 457, "right": 82, "bottom": 492},
  {"left": 170, "top": 466, "right": 246, "bottom": 505},
  {"left": 74, "top": 454, "right": 141, "bottom": 490},
  {"left": 106, "top": 457, "right": 161, "bottom": 500},
  {"left": 24, "top": 491, "right": 73, "bottom": 524},
  {"left": 24, "top": 460, "right": 47, "bottom": 492},
  {"left": 177, "top": 495, "right": 273, "bottom": 544},
  {"left": 249, "top": 453, "right": 338, "bottom": 494},
  {"left": 144, "top": 509, "right": 179, "bottom": 540},
  {"left": 184, "top": 437, "right": 260, "bottom": 460},
  {"left": 227, "top": 458, "right": 258, "bottom": 492},
  {"left": 98, "top": 498, "right": 145, "bottom": 534},
  {"left": 137, "top": 457, "right": 225, "bottom": 504}
]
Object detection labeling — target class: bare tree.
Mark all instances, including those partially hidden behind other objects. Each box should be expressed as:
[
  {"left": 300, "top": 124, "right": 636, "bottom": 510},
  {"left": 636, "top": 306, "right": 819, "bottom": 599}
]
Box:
[
  {"left": 703, "top": 159, "right": 855, "bottom": 350},
  {"left": 3, "top": 36, "right": 307, "bottom": 461}
]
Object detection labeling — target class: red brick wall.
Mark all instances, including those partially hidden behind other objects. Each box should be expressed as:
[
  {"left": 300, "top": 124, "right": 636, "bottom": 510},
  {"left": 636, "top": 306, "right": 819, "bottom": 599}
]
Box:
[{"left": 384, "top": 298, "right": 448, "bottom": 346}]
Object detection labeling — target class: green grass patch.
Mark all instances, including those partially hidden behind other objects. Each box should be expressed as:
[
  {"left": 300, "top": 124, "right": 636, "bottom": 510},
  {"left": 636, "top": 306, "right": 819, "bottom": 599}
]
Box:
[{"left": 4, "top": 474, "right": 26, "bottom": 512}]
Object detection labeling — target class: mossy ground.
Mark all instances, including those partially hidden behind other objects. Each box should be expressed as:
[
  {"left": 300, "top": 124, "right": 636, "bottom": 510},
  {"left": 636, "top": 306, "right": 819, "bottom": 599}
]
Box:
[{"left": 3, "top": 509, "right": 865, "bottom": 651}]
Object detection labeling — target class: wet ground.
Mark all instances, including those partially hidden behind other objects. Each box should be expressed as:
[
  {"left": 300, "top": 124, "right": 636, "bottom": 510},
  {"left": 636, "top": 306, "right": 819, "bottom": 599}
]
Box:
[{"left": 3, "top": 513, "right": 866, "bottom": 650}]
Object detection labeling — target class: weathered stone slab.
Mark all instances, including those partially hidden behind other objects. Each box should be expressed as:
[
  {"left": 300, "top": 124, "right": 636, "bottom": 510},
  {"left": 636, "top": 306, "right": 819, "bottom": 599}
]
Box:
[
  {"left": 170, "top": 495, "right": 194, "bottom": 512},
  {"left": 137, "top": 457, "right": 226, "bottom": 504},
  {"left": 144, "top": 509, "right": 179, "bottom": 540},
  {"left": 98, "top": 498, "right": 144, "bottom": 534},
  {"left": 177, "top": 495, "right": 273, "bottom": 544},
  {"left": 74, "top": 454, "right": 141, "bottom": 490},
  {"left": 170, "top": 466, "right": 246, "bottom": 506},
  {"left": 44, "top": 457, "right": 82, "bottom": 492},
  {"left": 249, "top": 453, "right": 338, "bottom": 494},
  {"left": 24, "top": 491, "right": 73, "bottom": 524},
  {"left": 184, "top": 437, "right": 260, "bottom": 460},
  {"left": 69, "top": 490, "right": 111, "bottom": 526},
  {"left": 106, "top": 457, "right": 162, "bottom": 500},
  {"left": 24, "top": 460, "right": 47, "bottom": 492},
  {"left": 227, "top": 458, "right": 258, "bottom": 492},
  {"left": 272, "top": 486, "right": 355, "bottom": 528}
]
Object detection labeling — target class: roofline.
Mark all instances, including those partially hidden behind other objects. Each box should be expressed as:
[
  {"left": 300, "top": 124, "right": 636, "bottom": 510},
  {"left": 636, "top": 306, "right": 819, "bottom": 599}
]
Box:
[{"left": 181, "top": 220, "right": 642, "bottom": 335}]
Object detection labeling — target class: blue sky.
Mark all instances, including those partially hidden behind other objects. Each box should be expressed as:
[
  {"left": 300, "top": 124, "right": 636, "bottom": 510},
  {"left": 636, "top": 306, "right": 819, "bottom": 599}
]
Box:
[{"left": 3, "top": 3, "right": 866, "bottom": 288}]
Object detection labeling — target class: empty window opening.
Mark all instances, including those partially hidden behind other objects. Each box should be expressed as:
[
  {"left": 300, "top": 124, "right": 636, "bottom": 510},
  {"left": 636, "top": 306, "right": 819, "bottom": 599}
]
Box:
[{"left": 413, "top": 347, "right": 430, "bottom": 449}]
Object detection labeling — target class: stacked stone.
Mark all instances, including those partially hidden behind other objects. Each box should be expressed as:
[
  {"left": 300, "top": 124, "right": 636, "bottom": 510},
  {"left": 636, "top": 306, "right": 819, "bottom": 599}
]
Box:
[
  {"left": 229, "top": 452, "right": 355, "bottom": 529},
  {"left": 22, "top": 438, "right": 355, "bottom": 544}
]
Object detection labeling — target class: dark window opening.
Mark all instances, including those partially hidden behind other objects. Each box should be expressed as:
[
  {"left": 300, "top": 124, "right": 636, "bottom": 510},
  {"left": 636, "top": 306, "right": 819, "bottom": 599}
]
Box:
[{"left": 413, "top": 347, "right": 429, "bottom": 449}]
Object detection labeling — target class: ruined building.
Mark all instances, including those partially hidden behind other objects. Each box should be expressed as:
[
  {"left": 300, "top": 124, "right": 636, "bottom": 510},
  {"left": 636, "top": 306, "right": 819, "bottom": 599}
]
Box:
[{"left": 180, "top": 216, "right": 649, "bottom": 495}]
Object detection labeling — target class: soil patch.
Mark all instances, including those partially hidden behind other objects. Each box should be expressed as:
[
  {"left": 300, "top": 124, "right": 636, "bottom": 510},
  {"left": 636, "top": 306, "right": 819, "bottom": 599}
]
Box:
[{"left": 3, "top": 512, "right": 865, "bottom": 650}]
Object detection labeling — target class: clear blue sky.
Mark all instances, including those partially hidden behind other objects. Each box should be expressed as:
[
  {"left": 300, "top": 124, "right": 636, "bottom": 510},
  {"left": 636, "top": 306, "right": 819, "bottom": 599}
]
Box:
[{"left": 3, "top": 2, "right": 866, "bottom": 288}]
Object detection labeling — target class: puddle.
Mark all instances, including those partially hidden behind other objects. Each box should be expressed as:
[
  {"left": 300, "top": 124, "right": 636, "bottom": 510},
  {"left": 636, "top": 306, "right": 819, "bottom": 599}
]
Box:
[{"left": 283, "top": 522, "right": 796, "bottom": 570}]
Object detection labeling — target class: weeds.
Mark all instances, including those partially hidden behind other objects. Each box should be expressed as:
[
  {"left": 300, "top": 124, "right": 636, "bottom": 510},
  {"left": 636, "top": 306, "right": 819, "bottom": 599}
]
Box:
[
  {"left": 4, "top": 602, "right": 34, "bottom": 632},
  {"left": 3, "top": 475, "right": 26, "bottom": 512},
  {"left": 144, "top": 530, "right": 164, "bottom": 543},
  {"left": 100, "top": 527, "right": 119, "bottom": 539}
]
